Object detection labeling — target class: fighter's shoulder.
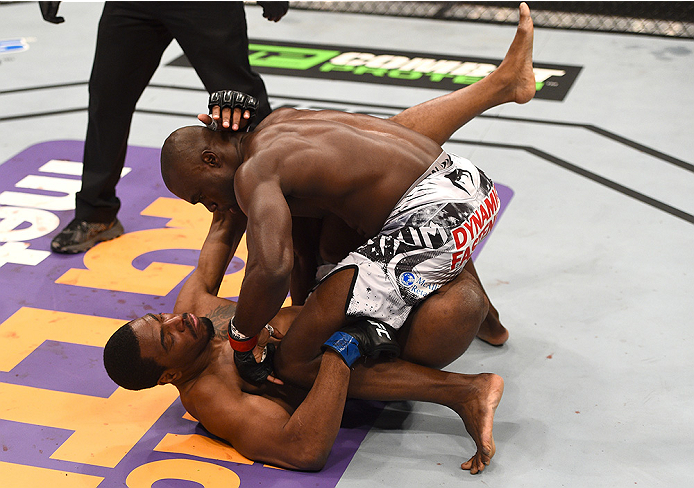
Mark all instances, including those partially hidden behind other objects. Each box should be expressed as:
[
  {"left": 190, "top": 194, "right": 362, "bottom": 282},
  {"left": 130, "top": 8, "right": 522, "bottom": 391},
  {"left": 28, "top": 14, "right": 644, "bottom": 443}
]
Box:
[
  {"left": 255, "top": 106, "right": 305, "bottom": 127},
  {"left": 180, "top": 373, "right": 243, "bottom": 435},
  {"left": 242, "top": 119, "right": 308, "bottom": 164},
  {"left": 256, "top": 106, "right": 353, "bottom": 130},
  {"left": 183, "top": 362, "right": 243, "bottom": 409}
]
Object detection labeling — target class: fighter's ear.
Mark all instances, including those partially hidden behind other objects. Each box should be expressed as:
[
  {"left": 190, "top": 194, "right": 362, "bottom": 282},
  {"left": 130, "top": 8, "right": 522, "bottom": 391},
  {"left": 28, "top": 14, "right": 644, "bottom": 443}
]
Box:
[
  {"left": 158, "top": 369, "right": 182, "bottom": 385},
  {"left": 201, "top": 150, "right": 221, "bottom": 168}
]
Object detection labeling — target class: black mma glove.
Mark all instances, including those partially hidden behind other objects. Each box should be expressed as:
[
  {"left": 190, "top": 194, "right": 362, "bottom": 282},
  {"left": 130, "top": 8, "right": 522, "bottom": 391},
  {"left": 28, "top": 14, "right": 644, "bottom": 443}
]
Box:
[
  {"left": 234, "top": 343, "right": 276, "bottom": 384},
  {"left": 258, "top": 1, "right": 289, "bottom": 22},
  {"left": 322, "top": 319, "right": 400, "bottom": 367},
  {"left": 208, "top": 90, "right": 259, "bottom": 122},
  {"left": 39, "top": 1, "right": 64, "bottom": 24}
]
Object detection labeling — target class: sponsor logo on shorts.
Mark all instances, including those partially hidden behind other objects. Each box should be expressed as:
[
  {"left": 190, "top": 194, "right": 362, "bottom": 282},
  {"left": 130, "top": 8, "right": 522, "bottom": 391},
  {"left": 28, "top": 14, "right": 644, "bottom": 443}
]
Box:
[
  {"left": 450, "top": 187, "right": 500, "bottom": 270},
  {"left": 399, "top": 272, "right": 416, "bottom": 287},
  {"left": 398, "top": 271, "right": 438, "bottom": 300}
]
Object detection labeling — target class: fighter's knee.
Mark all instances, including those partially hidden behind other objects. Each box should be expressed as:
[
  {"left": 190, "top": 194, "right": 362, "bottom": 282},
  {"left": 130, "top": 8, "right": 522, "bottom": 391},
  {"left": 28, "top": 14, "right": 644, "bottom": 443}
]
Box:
[
  {"left": 468, "top": 284, "right": 489, "bottom": 324},
  {"left": 439, "top": 283, "right": 488, "bottom": 326},
  {"left": 450, "top": 277, "right": 488, "bottom": 325}
]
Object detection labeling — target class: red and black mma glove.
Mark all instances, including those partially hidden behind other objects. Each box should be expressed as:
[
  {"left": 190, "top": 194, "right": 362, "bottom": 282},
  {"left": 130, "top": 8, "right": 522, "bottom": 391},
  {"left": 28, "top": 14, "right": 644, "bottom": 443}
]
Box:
[{"left": 228, "top": 317, "right": 275, "bottom": 384}]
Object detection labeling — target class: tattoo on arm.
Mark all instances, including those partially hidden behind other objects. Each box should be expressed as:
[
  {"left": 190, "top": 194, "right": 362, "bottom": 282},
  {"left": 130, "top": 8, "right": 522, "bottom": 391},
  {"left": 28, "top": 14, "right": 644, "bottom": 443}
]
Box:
[{"left": 207, "top": 302, "right": 238, "bottom": 339}]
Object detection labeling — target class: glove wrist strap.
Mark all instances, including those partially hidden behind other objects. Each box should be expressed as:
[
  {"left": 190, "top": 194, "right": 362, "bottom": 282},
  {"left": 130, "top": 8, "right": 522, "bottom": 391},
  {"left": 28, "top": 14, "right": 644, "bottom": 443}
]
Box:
[
  {"left": 322, "top": 331, "right": 361, "bottom": 367},
  {"left": 228, "top": 318, "right": 258, "bottom": 352}
]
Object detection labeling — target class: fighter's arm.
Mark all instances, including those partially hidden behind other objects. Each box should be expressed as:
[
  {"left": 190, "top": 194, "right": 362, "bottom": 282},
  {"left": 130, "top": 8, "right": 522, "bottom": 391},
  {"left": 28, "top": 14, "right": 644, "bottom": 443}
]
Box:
[
  {"left": 231, "top": 165, "right": 294, "bottom": 340},
  {"left": 194, "top": 349, "right": 349, "bottom": 470},
  {"left": 174, "top": 209, "right": 247, "bottom": 317}
]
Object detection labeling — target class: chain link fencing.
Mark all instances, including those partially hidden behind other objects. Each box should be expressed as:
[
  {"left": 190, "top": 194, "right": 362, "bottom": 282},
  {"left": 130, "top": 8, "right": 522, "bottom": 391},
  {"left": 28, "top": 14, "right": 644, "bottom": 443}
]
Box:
[{"left": 289, "top": 1, "right": 694, "bottom": 39}]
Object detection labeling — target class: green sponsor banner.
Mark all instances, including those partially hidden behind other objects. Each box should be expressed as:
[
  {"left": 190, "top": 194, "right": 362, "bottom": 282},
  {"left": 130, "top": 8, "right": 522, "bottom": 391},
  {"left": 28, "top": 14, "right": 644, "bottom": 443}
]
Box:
[
  {"left": 168, "top": 39, "right": 581, "bottom": 101},
  {"left": 248, "top": 44, "right": 340, "bottom": 70}
]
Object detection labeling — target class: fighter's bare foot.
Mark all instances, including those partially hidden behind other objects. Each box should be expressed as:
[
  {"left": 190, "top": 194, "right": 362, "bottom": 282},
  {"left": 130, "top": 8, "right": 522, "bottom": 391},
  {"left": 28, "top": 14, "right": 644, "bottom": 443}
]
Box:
[
  {"left": 493, "top": 2, "right": 536, "bottom": 105},
  {"left": 476, "top": 306, "right": 509, "bottom": 346},
  {"left": 455, "top": 373, "right": 504, "bottom": 474}
]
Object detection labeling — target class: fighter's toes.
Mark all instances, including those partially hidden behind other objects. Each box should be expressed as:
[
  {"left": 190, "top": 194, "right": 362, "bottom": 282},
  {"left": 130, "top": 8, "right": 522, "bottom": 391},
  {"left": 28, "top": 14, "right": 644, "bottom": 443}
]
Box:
[{"left": 461, "top": 453, "right": 490, "bottom": 474}]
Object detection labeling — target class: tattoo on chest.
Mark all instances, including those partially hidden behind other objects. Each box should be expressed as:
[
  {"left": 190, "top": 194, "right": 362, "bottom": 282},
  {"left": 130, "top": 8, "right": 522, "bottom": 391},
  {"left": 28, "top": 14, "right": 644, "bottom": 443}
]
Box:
[{"left": 206, "top": 303, "right": 236, "bottom": 339}]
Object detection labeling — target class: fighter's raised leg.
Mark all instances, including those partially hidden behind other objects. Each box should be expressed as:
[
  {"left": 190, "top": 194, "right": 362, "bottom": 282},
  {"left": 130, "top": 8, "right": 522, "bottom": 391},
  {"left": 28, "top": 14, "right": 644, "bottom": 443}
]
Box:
[
  {"left": 390, "top": 2, "right": 534, "bottom": 346},
  {"left": 389, "top": 2, "right": 535, "bottom": 146}
]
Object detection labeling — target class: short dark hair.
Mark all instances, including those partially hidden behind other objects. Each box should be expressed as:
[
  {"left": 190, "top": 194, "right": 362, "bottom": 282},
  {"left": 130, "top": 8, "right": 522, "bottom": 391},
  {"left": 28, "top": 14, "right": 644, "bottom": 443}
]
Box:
[{"left": 103, "top": 321, "right": 166, "bottom": 391}]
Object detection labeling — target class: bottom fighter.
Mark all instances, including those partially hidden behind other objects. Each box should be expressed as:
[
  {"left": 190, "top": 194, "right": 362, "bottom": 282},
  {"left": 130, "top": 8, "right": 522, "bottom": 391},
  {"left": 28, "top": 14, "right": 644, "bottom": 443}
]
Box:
[{"left": 104, "top": 3, "right": 536, "bottom": 474}]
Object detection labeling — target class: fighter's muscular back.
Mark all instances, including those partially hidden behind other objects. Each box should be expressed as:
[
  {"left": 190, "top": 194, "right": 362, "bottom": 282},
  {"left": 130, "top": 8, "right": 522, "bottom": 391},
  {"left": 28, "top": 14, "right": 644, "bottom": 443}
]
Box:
[{"left": 237, "top": 107, "right": 443, "bottom": 238}]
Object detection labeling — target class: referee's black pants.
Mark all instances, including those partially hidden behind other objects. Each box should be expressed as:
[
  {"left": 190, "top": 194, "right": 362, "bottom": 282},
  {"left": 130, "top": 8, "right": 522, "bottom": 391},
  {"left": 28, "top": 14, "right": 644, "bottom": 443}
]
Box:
[{"left": 76, "top": 1, "right": 271, "bottom": 223}]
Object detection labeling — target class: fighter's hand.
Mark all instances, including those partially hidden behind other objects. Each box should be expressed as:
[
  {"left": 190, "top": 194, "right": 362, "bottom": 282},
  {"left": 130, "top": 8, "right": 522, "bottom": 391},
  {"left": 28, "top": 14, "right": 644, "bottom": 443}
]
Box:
[
  {"left": 255, "top": 324, "right": 284, "bottom": 385},
  {"left": 201, "top": 90, "right": 258, "bottom": 132},
  {"left": 258, "top": 1, "right": 288, "bottom": 22},
  {"left": 232, "top": 324, "right": 283, "bottom": 385},
  {"left": 39, "top": 1, "right": 64, "bottom": 23},
  {"left": 197, "top": 108, "right": 249, "bottom": 132},
  {"left": 234, "top": 345, "right": 277, "bottom": 385}
]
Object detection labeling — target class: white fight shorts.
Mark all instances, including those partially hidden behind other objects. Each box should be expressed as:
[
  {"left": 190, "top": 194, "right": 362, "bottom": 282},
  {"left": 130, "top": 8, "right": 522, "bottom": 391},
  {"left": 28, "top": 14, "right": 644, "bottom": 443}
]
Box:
[{"left": 324, "top": 151, "right": 500, "bottom": 330}]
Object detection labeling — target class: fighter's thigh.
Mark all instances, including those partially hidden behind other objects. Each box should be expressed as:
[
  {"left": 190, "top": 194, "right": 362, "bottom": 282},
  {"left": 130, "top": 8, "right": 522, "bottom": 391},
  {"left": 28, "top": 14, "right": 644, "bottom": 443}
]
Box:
[
  {"left": 397, "top": 269, "right": 488, "bottom": 369},
  {"left": 275, "top": 267, "right": 356, "bottom": 366}
]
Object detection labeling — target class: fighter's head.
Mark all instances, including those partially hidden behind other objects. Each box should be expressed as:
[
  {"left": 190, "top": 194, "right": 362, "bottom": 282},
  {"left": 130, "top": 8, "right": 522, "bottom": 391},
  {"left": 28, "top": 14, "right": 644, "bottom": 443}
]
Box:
[
  {"left": 103, "top": 313, "right": 215, "bottom": 391},
  {"left": 160, "top": 126, "right": 242, "bottom": 213}
]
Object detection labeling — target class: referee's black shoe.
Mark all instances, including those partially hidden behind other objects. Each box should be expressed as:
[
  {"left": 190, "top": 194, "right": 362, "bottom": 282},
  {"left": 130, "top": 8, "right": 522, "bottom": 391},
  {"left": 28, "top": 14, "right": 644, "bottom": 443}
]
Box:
[{"left": 51, "top": 218, "right": 124, "bottom": 254}]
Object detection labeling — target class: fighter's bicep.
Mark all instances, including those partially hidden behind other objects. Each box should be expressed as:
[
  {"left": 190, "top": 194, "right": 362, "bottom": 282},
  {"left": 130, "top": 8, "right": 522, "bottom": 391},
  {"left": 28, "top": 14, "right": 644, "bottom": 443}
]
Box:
[
  {"left": 236, "top": 171, "right": 293, "bottom": 268},
  {"left": 234, "top": 160, "right": 286, "bottom": 213}
]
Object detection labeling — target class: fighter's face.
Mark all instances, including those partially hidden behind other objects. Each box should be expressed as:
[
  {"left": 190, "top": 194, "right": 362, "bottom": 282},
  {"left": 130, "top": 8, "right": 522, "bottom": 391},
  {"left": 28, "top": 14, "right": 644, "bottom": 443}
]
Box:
[
  {"left": 166, "top": 160, "right": 240, "bottom": 213},
  {"left": 132, "top": 313, "right": 215, "bottom": 371},
  {"left": 183, "top": 182, "right": 241, "bottom": 214}
]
